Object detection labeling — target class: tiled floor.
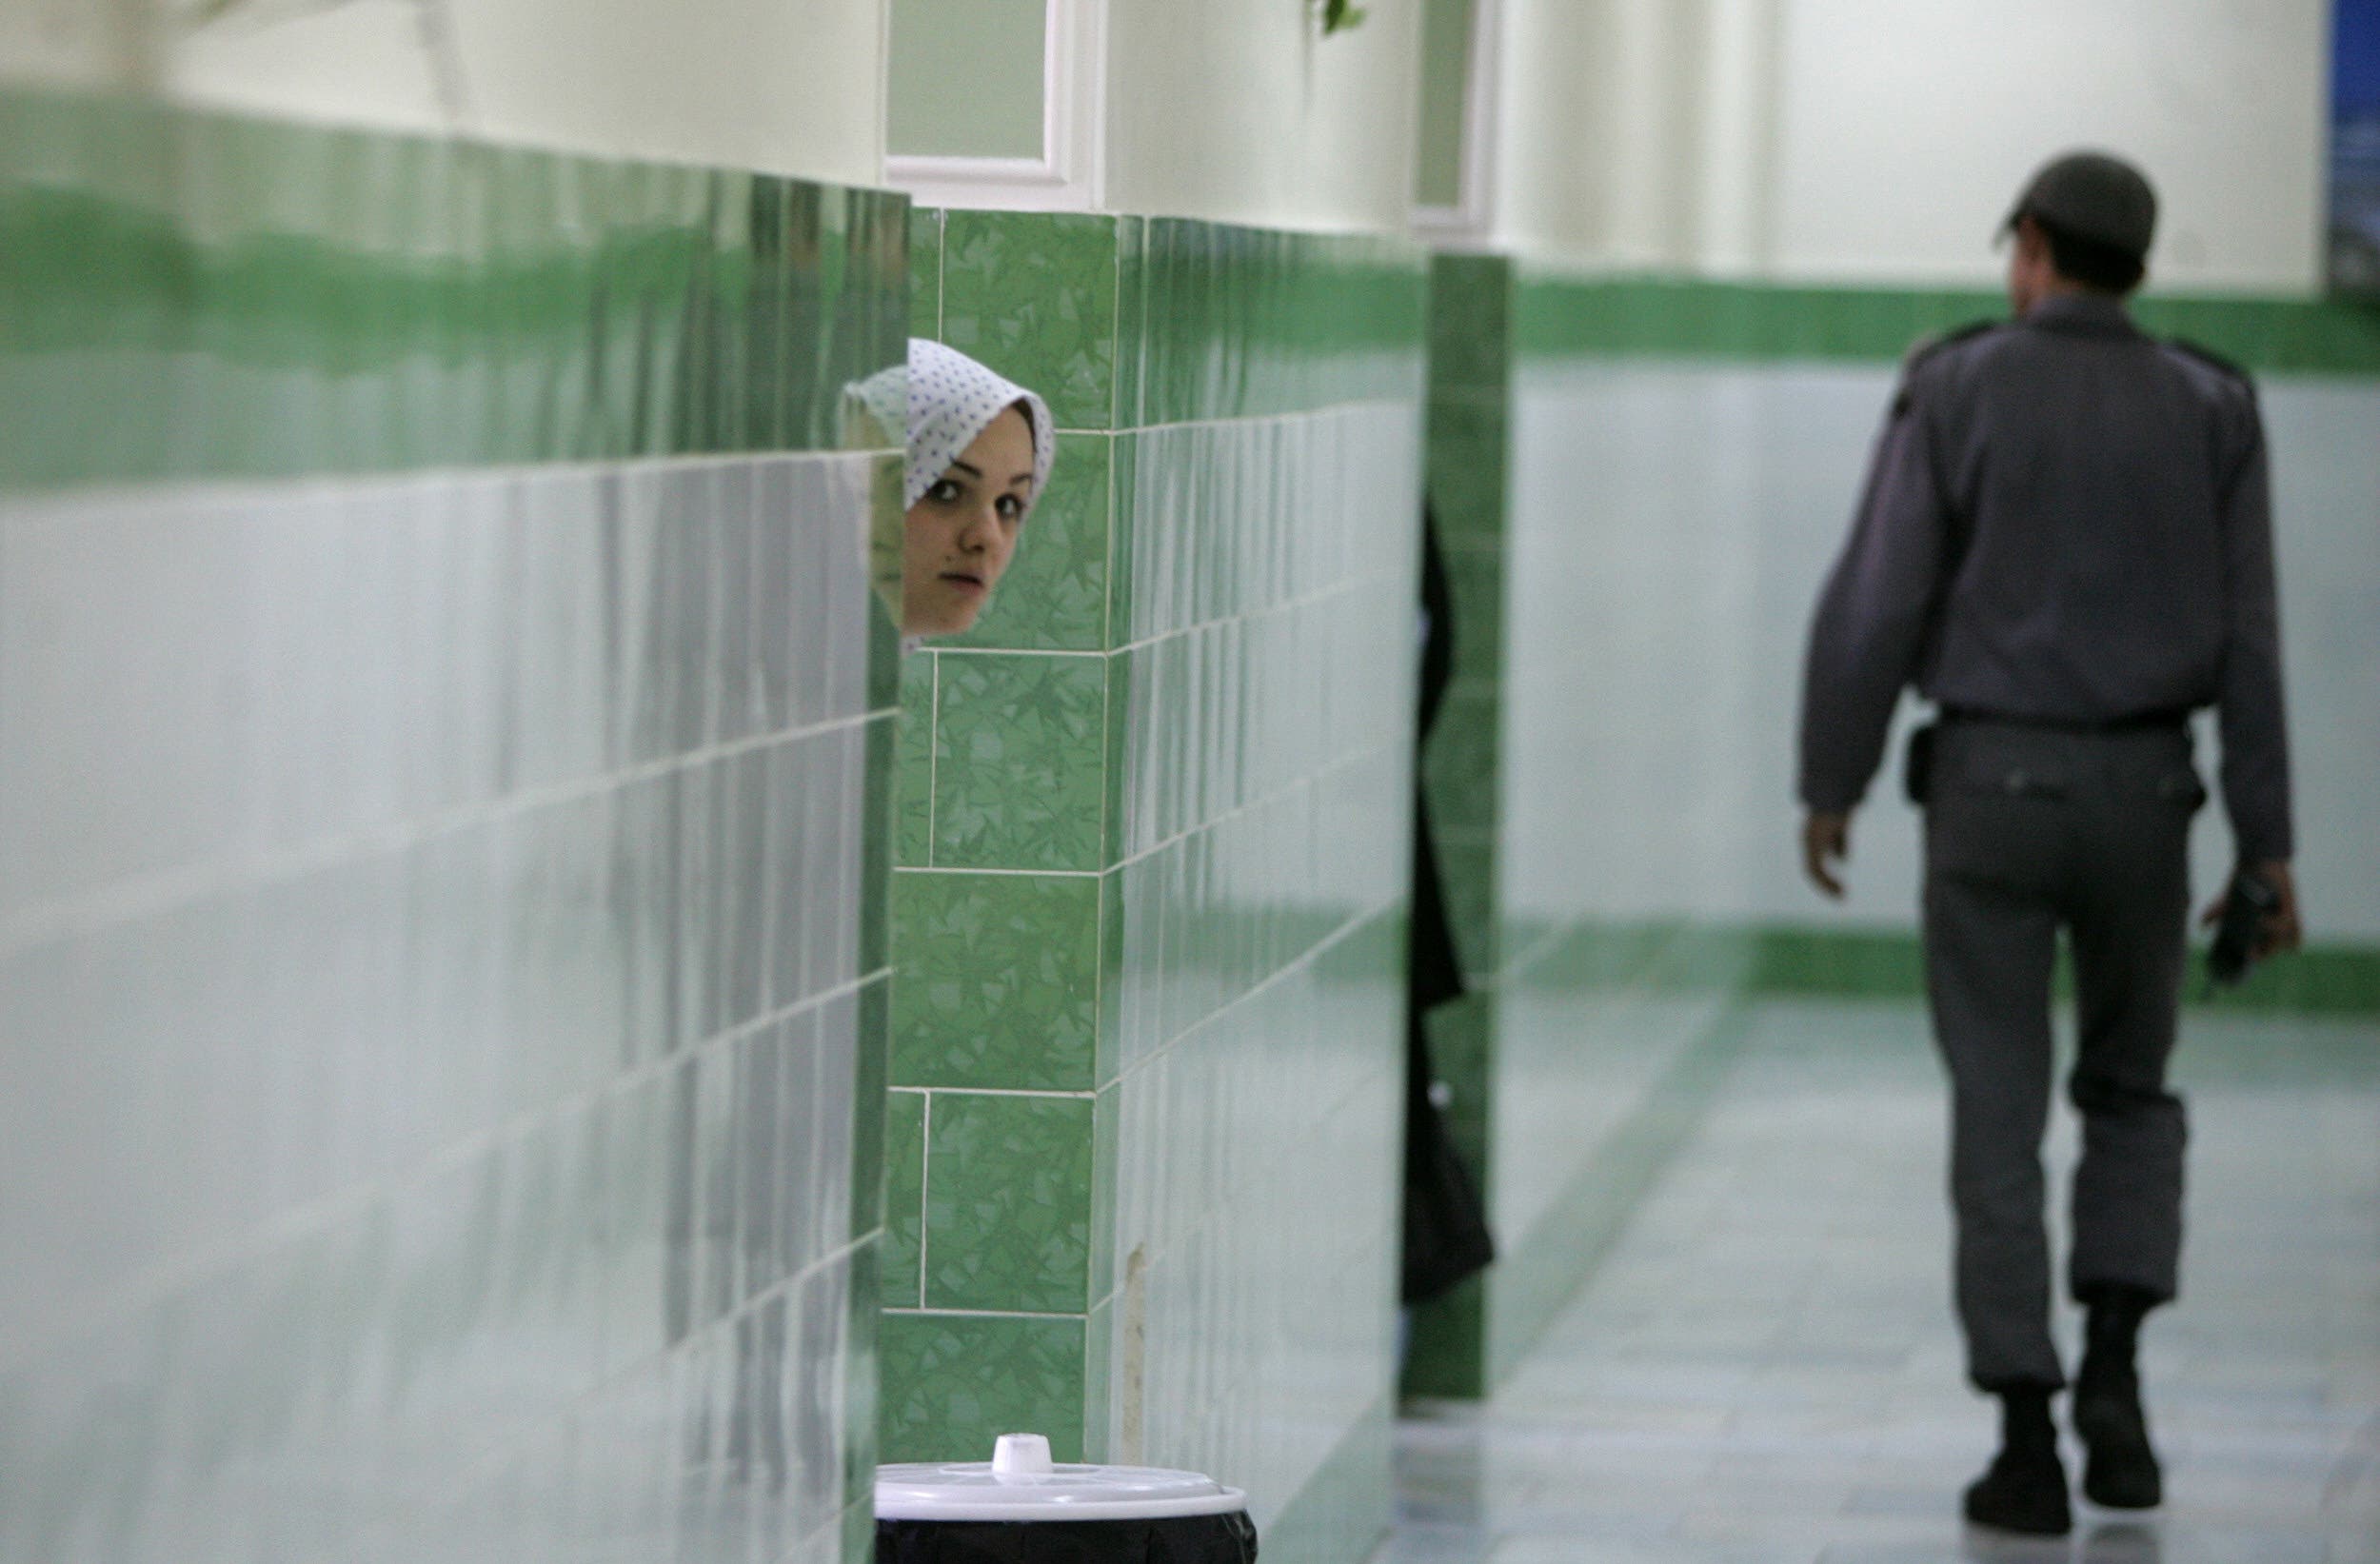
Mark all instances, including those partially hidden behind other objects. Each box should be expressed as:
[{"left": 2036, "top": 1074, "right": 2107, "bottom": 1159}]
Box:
[{"left": 1378, "top": 998, "right": 2380, "bottom": 1564}]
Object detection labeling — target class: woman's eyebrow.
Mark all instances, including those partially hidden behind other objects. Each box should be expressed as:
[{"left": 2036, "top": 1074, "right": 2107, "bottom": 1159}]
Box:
[{"left": 948, "top": 460, "right": 984, "bottom": 479}]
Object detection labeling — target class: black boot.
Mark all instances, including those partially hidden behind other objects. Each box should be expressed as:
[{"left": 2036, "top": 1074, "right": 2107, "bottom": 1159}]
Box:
[
  {"left": 2074, "top": 1285, "right": 2164, "bottom": 1509},
  {"left": 1964, "top": 1385, "right": 2073, "bottom": 1536}
]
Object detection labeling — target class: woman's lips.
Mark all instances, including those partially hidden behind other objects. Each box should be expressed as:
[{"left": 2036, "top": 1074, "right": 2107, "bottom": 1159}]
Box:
[{"left": 939, "top": 572, "right": 986, "bottom": 596}]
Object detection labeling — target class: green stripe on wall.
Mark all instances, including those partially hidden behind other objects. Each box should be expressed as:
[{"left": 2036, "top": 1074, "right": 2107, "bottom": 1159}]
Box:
[
  {"left": 1501, "top": 917, "right": 2380, "bottom": 1016},
  {"left": 1751, "top": 925, "right": 2380, "bottom": 1017},
  {"left": 1515, "top": 276, "right": 2380, "bottom": 376},
  {"left": 0, "top": 89, "right": 907, "bottom": 489}
]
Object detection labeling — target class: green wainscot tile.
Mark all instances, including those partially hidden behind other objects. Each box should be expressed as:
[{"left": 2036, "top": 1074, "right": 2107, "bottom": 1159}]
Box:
[
  {"left": 896, "top": 654, "right": 937, "bottom": 868},
  {"left": 1428, "top": 251, "right": 1515, "bottom": 397},
  {"left": 1431, "top": 839, "right": 1495, "bottom": 982},
  {"left": 1426, "top": 391, "right": 1510, "bottom": 547},
  {"left": 924, "top": 1092, "right": 1093, "bottom": 1313},
  {"left": 1441, "top": 545, "right": 1505, "bottom": 684},
  {"left": 945, "top": 433, "right": 1111, "bottom": 653},
  {"left": 891, "top": 870, "right": 1100, "bottom": 1091},
  {"left": 2206, "top": 942, "right": 2380, "bottom": 1016},
  {"left": 1401, "top": 1271, "right": 1487, "bottom": 1399},
  {"left": 1111, "top": 217, "right": 1147, "bottom": 429},
  {"left": 1087, "top": 1084, "right": 1121, "bottom": 1304},
  {"left": 1095, "top": 867, "right": 1127, "bottom": 1085},
  {"left": 931, "top": 653, "right": 1109, "bottom": 873},
  {"left": 909, "top": 207, "right": 943, "bottom": 339},
  {"left": 883, "top": 1090, "right": 927, "bottom": 1306},
  {"left": 860, "top": 714, "right": 900, "bottom": 978},
  {"left": 866, "top": 462, "right": 908, "bottom": 707},
  {"left": 1419, "top": 690, "right": 1499, "bottom": 836},
  {"left": 1100, "top": 638, "right": 1135, "bottom": 869},
  {"left": 1137, "top": 218, "right": 1210, "bottom": 427},
  {"left": 1749, "top": 922, "right": 1927, "bottom": 998},
  {"left": 852, "top": 976, "right": 894, "bottom": 1237},
  {"left": 940, "top": 210, "right": 1119, "bottom": 431},
  {"left": 0, "top": 88, "right": 910, "bottom": 490},
  {"left": 879, "top": 1311, "right": 1086, "bottom": 1464},
  {"left": 1421, "top": 992, "right": 1494, "bottom": 1169},
  {"left": 1103, "top": 431, "right": 1140, "bottom": 649}
]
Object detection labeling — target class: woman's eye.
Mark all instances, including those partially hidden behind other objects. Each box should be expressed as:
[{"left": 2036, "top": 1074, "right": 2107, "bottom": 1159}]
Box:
[
  {"left": 926, "top": 480, "right": 963, "bottom": 504},
  {"left": 997, "top": 496, "right": 1026, "bottom": 522}
]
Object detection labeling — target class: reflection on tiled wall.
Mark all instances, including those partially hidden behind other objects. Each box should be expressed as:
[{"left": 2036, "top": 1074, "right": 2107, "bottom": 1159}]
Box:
[
  {"left": 1407, "top": 267, "right": 2380, "bottom": 1399},
  {"left": 0, "top": 90, "right": 904, "bottom": 1564},
  {"left": 886, "top": 209, "right": 1424, "bottom": 1563}
]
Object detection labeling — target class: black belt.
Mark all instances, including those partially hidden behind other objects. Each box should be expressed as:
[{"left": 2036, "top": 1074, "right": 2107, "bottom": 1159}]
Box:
[{"left": 1938, "top": 703, "right": 2193, "bottom": 735}]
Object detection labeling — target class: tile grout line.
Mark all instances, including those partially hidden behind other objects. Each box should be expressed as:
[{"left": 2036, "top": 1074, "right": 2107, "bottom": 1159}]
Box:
[
  {"left": 924, "top": 649, "right": 941, "bottom": 869},
  {"left": 885, "top": 1306, "right": 1092, "bottom": 1322},
  {"left": 1049, "top": 397, "right": 1417, "bottom": 441},
  {"left": 895, "top": 864, "right": 1103, "bottom": 880},
  {"left": 896, "top": 1085, "right": 1098, "bottom": 1101},
  {"left": 916, "top": 1088, "right": 932, "bottom": 1309},
  {"left": 0, "top": 445, "right": 905, "bottom": 516},
  {"left": 437, "top": 1224, "right": 886, "bottom": 1511},
  {"left": 0, "top": 962, "right": 892, "bottom": 1371},
  {"left": 1, "top": 708, "right": 888, "bottom": 958}
]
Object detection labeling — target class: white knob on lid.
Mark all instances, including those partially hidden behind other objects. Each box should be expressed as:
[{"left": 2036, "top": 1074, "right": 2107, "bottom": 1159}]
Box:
[{"left": 989, "top": 1433, "right": 1054, "bottom": 1478}]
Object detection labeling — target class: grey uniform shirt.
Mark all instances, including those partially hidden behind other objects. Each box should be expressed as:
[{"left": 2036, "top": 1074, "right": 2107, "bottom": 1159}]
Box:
[{"left": 1797, "top": 293, "right": 2293, "bottom": 862}]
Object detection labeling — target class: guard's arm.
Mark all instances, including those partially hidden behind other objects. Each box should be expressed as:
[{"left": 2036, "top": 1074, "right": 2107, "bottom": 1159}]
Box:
[
  {"left": 1797, "top": 376, "right": 1954, "bottom": 825},
  {"left": 2211, "top": 403, "right": 2293, "bottom": 867}
]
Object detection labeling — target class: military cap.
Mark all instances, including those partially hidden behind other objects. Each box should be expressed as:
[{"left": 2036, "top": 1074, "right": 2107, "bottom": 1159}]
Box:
[{"left": 2002, "top": 150, "right": 2158, "bottom": 261}]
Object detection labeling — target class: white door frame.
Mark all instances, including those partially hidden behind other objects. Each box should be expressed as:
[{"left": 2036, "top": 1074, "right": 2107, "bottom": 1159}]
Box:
[
  {"left": 884, "top": 0, "right": 1108, "bottom": 212},
  {"left": 1411, "top": 0, "right": 1504, "bottom": 242}
]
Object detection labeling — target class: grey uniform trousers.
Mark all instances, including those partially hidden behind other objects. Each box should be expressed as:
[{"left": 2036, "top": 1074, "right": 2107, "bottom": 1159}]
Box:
[{"left": 1921, "top": 718, "right": 2201, "bottom": 1390}]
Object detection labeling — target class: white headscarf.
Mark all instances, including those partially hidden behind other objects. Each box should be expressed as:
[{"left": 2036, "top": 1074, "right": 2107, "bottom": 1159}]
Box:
[{"left": 846, "top": 338, "right": 1056, "bottom": 514}]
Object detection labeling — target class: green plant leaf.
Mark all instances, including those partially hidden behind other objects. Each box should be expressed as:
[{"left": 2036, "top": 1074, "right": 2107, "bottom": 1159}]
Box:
[{"left": 1319, "top": 0, "right": 1368, "bottom": 35}]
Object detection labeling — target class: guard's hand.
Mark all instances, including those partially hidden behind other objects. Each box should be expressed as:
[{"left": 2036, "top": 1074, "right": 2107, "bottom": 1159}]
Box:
[
  {"left": 2199, "top": 861, "right": 2304, "bottom": 960},
  {"left": 1802, "top": 811, "right": 1852, "bottom": 901}
]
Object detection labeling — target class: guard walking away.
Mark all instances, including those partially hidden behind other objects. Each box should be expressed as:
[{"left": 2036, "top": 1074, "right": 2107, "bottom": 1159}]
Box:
[{"left": 1795, "top": 150, "right": 2304, "bottom": 1538}]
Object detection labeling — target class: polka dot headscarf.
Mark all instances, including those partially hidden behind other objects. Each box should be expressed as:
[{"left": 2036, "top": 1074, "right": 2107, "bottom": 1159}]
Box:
[{"left": 848, "top": 338, "right": 1056, "bottom": 514}]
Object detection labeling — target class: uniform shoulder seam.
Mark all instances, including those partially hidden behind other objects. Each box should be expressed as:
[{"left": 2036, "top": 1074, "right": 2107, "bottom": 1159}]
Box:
[
  {"left": 1892, "top": 320, "right": 1999, "bottom": 414},
  {"left": 1901, "top": 319, "right": 2001, "bottom": 376},
  {"left": 2164, "top": 336, "right": 2256, "bottom": 389}
]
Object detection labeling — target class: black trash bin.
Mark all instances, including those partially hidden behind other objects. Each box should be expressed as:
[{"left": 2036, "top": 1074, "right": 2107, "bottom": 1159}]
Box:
[{"left": 875, "top": 1434, "right": 1258, "bottom": 1562}]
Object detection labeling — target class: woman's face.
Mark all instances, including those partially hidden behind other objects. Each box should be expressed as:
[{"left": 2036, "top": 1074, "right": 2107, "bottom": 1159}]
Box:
[{"left": 903, "top": 404, "right": 1034, "bottom": 636}]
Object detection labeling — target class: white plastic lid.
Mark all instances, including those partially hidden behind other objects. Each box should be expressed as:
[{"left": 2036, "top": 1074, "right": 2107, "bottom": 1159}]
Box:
[{"left": 875, "top": 1434, "right": 1250, "bottom": 1522}]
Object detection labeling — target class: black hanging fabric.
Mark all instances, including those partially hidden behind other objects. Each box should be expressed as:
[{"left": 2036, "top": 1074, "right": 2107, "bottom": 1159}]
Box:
[
  {"left": 876, "top": 1512, "right": 1259, "bottom": 1563},
  {"left": 1400, "top": 506, "right": 1496, "bottom": 1305}
]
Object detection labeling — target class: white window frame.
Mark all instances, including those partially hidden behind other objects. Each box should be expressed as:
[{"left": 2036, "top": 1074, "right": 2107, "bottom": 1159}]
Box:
[
  {"left": 884, "top": 0, "right": 1107, "bottom": 212},
  {"left": 1410, "top": 0, "right": 1504, "bottom": 242}
]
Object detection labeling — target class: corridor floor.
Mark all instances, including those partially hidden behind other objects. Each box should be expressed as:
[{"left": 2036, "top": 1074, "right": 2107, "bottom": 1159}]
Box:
[{"left": 1376, "top": 998, "right": 2380, "bottom": 1564}]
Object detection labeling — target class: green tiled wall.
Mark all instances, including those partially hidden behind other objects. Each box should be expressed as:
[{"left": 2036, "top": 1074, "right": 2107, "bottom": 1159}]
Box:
[
  {"left": 0, "top": 90, "right": 906, "bottom": 490},
  {"left": 1513, "top": 276, "right": 2380, "bottom": 375},
  {"left": 0, "top": 89, "right": 905, "bottom": 1564},
  {"left": 886, "top": 209, "right": 1424, "bottom": 1564}
]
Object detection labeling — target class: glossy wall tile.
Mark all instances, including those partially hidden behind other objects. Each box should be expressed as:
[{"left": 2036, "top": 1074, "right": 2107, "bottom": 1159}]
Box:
[
  {"left": 887, "top": 209, "right": 1424, "bottom": 1564},
  {"left": 0, "top": 90, "right": 905, "bottom": 1564}
]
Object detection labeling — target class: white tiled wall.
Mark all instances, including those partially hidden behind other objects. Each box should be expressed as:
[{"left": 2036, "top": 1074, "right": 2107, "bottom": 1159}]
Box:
[
  {"left": 0, "top": 454, "right": 895, "bottom": 1564},
  {"left": 1505, "top": 361, "right": 2380, "bottom": 940}
]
